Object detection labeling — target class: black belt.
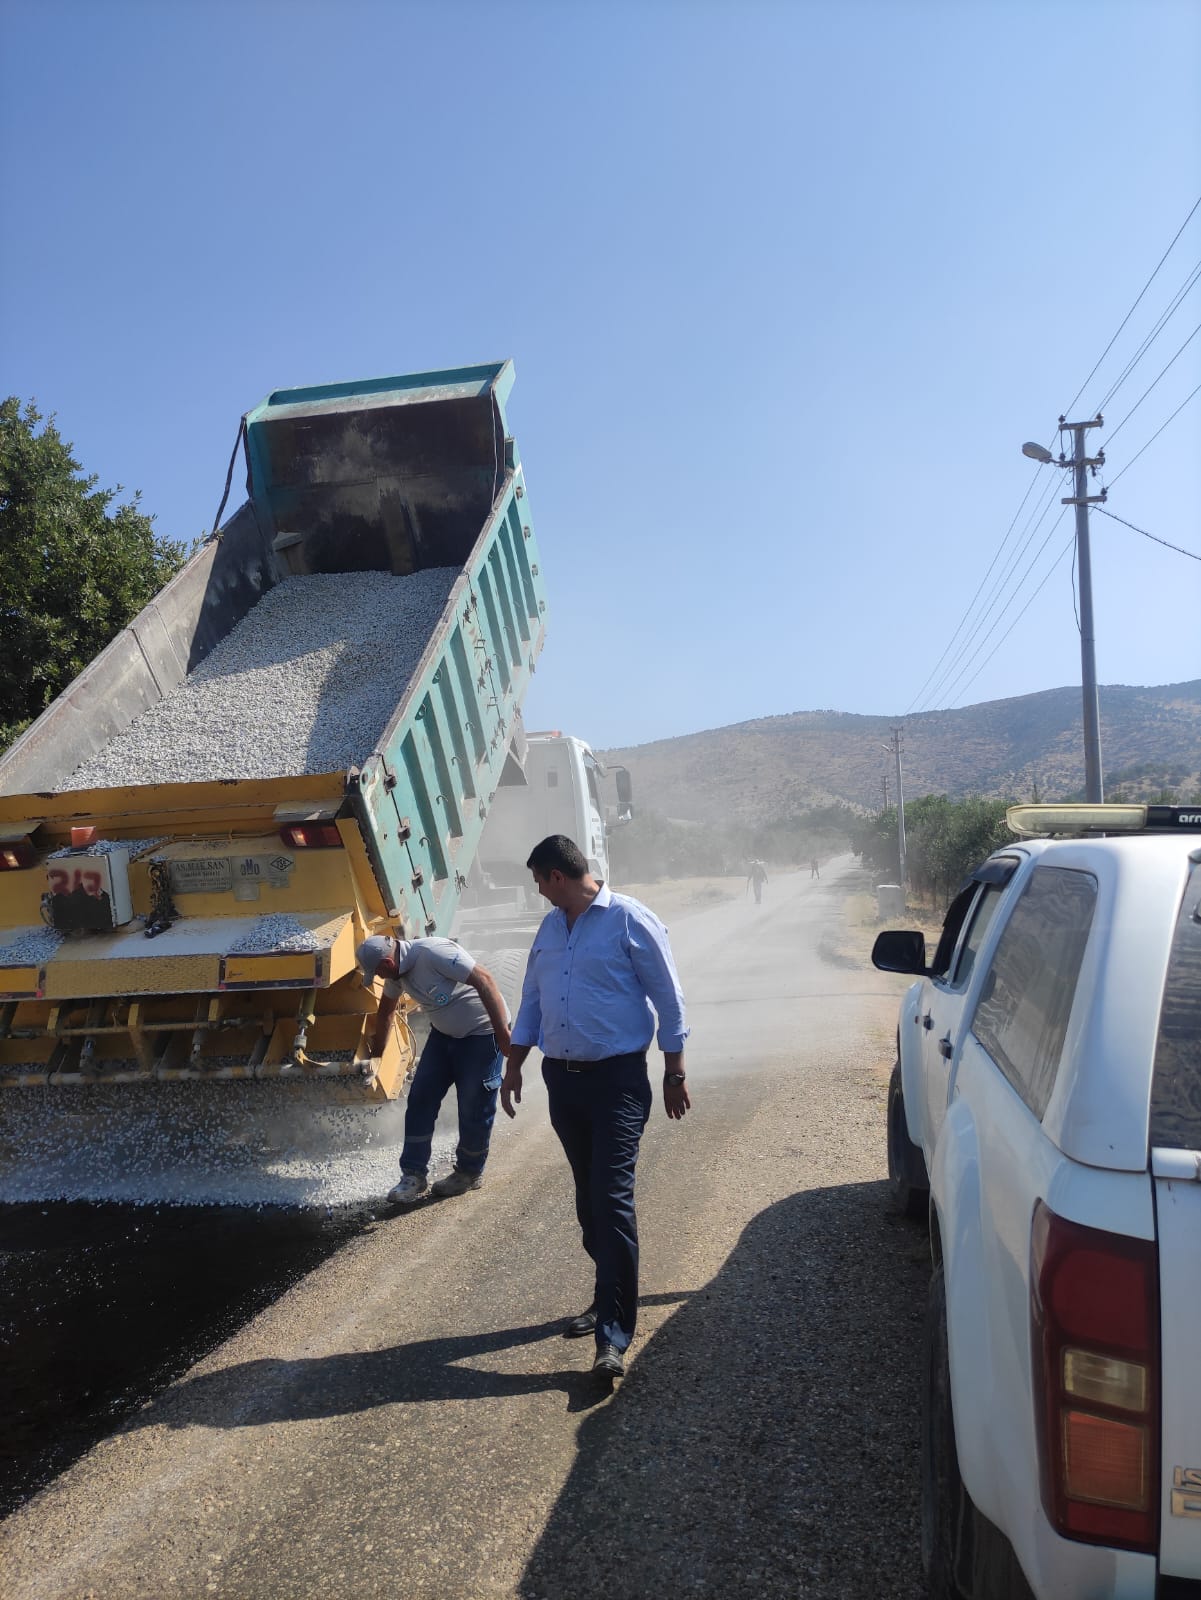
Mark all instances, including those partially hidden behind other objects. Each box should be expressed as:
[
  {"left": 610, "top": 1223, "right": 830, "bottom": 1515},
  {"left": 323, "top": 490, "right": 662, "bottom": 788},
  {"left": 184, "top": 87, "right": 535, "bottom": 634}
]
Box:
[{"left": 544, "top": 1050, "right": 647, "bottom": 1075}]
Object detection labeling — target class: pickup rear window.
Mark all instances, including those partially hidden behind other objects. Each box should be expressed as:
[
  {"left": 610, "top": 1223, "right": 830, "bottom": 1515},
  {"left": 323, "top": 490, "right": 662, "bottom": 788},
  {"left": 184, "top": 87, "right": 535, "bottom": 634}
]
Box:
[
  {"left": 970, "top": 866, "right": 1098, "bottom": 1120},
  {"left": 1149, "top": 861, "right": 1201, "bottom": 1150}
]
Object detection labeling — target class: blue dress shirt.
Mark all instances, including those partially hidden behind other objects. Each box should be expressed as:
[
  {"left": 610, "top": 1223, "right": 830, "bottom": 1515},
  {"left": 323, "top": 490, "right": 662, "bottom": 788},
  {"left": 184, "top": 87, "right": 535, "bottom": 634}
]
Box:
[{"left": 511, "top": 884, "right": 689, "bottom": 1060}]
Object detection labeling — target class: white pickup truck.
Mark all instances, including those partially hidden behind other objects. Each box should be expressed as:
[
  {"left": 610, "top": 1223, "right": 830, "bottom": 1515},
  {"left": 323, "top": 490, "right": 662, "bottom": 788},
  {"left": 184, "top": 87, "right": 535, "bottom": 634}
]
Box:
[{"left": 872, "top": 804, "right": 1201, "bottom": 1600}]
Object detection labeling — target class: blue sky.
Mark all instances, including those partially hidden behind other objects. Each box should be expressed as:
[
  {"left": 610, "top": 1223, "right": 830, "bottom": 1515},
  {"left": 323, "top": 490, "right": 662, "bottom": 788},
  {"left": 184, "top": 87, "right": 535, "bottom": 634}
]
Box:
[{"left": 3, "top": 0, "right": 1199, "bottom": 751}]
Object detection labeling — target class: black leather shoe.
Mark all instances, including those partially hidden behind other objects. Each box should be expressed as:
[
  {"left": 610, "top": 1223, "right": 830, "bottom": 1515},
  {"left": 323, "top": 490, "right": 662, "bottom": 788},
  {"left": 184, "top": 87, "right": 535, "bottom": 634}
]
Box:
[
  {"left": 592, "top": 1343, "right": 625, "bottom": 1379},
  {"left": 564, "top": 1305, "right": 597, "bottom": 1339}
]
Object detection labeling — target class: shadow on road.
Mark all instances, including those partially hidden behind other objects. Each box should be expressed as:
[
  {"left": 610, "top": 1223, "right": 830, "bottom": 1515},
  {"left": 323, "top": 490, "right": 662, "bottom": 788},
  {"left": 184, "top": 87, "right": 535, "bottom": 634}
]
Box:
[
  {"left": 520, "top": 1179, "right": 931, "bottom": 1600},
  {"left": 121, "top": 1292, "right": 691, "bottom": 1430}
]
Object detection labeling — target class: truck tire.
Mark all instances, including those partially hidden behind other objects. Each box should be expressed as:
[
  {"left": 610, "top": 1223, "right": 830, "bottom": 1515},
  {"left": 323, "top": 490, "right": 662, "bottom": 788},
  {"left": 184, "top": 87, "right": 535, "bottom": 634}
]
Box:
[
  {"left": 922, "top": 1263, "right": 971, "bottom": 1600},
  {"left": 888, "top": 1060, "right": 930, "bottom": 1219},
  {"left": 480, "top": 947, "right": 529, "bottom": 1022}
]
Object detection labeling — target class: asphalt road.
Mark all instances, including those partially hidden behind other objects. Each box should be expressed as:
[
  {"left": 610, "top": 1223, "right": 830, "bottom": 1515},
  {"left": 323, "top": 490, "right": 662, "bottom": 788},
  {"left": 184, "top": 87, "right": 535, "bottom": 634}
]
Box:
[{"left": 0, "top": 861, "right": 931, "bottom": 1600}]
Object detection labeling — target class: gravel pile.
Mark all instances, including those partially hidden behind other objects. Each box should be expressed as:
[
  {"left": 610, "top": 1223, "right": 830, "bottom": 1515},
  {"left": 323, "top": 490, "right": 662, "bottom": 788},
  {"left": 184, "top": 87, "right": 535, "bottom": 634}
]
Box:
[
  {"left": 0, "top": 926, "right": 62, "bottom": 967},
  {"left": 47, "top": 838, "right": 167, "bottom": 860},
  {"left": 62, "top": 569, "right": 459, "bottom": 789},
  {"left": 226, "top": 915, "right": 322, "bottom": 955}
]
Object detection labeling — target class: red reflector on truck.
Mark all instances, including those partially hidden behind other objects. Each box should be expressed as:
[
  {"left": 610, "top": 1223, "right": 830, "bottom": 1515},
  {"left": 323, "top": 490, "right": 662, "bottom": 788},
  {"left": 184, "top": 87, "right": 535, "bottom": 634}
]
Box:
[
  {"left": 1031, "top": 1200, "right": 1159, "bottom": 1553},
  {"left": 279, "top": 822, "right": 342, "bottom": 849},
  {"left": 0, "top": 838, "right": 36, "bottom": 870}
]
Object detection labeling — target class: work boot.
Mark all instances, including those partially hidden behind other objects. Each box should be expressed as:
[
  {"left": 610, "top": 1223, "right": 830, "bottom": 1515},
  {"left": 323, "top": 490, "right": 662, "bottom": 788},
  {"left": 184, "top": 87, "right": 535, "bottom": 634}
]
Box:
[
  {"left": 387, "top": 1173, "right": 429, "bottom": 1205},
  {"left": 564, "top": 1305, "right": 598, "bottom": 1338},
  {"left": 592, "top": 1344, "right": 625, "bottom": 1380},
  {"left": 431, "top": 1168, "right": 483, "bottom": 1198}
]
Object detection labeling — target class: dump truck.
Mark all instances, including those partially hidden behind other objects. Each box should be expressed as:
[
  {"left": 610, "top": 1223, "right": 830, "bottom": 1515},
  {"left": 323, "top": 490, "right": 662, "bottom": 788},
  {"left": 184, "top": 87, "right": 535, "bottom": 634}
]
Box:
[{"left": 0, "top": 362, "right": 549, "bottom": 1106}]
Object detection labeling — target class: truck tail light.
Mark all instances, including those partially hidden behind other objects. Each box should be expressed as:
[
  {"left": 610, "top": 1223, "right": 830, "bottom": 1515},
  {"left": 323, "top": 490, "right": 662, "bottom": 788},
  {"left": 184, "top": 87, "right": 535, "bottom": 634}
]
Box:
[
  {"left": 0, "top": 837, "right": 36, "bottom": 870},
  {"left": 279, "top": 822, "right": 342, "bottom": 849},
  {"left": 1030, "top": 1199, "right": 1159, "bottom": 1553}
]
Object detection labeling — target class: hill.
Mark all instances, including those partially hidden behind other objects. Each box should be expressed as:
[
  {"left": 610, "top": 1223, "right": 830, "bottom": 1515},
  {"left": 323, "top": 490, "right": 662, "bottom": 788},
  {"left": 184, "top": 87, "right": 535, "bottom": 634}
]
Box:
[{"left": 600, "top": 681, "right": 1201, "bottom": 826}]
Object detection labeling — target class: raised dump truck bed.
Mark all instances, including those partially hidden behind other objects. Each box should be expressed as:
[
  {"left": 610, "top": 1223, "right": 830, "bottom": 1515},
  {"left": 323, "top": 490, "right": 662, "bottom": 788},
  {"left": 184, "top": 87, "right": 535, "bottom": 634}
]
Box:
[{"left": 0, "top": 362, "right": 546, "bottom": 1101}]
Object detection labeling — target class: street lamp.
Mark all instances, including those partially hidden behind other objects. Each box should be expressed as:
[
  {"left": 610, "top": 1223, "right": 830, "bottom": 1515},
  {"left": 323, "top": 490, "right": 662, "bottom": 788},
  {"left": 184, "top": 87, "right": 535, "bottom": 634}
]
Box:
[{"left": 1021, "top": 441, "right": 1055, "bottom": 464}]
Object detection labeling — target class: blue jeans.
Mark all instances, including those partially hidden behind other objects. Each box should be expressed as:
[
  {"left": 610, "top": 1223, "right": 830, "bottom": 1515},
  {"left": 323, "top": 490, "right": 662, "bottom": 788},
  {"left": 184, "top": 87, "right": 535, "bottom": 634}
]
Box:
[
  {"left": 542, "top": 1052, "right": 653, "bottom": 1353},
  {"left": 400, "top": 1029, "right": 504, "bottom": 1179}
]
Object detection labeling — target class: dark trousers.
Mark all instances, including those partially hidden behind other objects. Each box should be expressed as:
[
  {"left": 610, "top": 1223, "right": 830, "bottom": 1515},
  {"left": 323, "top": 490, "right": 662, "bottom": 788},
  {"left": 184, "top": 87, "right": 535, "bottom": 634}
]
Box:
[
  {"left": 400, "top": 1028, "right": 503, "bottom": 1178},
  {"left": 542, "top": 1052, "right": 653, "bottom": 1353}
]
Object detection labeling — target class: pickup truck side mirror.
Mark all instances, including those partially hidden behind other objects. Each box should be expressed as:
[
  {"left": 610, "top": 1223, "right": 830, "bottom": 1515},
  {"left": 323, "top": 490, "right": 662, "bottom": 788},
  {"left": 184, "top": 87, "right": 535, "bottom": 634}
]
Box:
[{"left": 871, "top": 929, "right": 928, "bottom": 975}]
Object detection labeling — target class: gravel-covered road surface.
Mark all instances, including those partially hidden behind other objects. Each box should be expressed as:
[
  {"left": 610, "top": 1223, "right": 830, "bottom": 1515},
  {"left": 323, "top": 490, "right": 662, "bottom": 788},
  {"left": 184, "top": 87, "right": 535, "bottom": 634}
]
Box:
[{"left": 0, "top": 861, "right": 931, "bottom": 1599}]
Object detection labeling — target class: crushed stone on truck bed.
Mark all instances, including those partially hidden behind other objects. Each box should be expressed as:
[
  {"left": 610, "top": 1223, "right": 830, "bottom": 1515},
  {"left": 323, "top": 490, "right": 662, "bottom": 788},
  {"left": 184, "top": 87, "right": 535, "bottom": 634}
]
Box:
[
  {"left": 225, "top": 914, "right": 322, "bottom": 955},
  {"left": 61, "top": 569, "right": 460, "bottom": 789},
  {"left": 0, "top": 926, "right": 63, "bottom": 967},
  {"left": 46, "top": 837, "right": 167, "bottom": 860}
]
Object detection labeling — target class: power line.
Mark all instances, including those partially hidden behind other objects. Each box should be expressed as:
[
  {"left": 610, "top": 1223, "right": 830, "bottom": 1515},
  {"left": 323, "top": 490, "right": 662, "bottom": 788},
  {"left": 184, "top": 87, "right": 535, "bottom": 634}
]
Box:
[
  {"left": 938, "top": 507, "right": 1071, "bottom": 708},
  {"left": 906, "top": 196, "right": 1201, "bottom": 720},
  {"left": 949, "top": 530, "right": 1076, "bottom": 708},
  {"left": 913, "top": 474, "right": 1063, "bottom": 714},
  {"left": 1093, "top": 504, "right": 1201, "bottom": 562},
  {"left": 1104, "top": 319, "right": 1201, "bottom": 447},
  {"left": 1063, "top": 191, "right": 1201, "bottom": 417},
  {"left": 1108, "top": 379, "right": 1201, "bottom": 485},
  {"left": 903, "top": 470, "right": 1044, "bottom": 714},
  {"left": 1095, "top": 257, "right": 1201, "bottom": 413}
]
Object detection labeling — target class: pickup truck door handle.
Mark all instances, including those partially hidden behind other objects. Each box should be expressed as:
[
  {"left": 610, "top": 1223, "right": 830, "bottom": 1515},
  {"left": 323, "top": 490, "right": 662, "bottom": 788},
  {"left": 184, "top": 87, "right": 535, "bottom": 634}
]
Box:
[
  {"left": 938, "top": 1036, "right": 953, "bottom": 1060},
  {"left": 923, "top": 1013, "right": 934, "bottom": 1030}
]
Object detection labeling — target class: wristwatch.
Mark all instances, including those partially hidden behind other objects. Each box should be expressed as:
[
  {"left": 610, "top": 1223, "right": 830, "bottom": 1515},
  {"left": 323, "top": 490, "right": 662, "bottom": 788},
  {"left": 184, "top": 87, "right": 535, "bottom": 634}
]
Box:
[{"left": 664, "top": 1072, "right": 686, "bottom": 1087}]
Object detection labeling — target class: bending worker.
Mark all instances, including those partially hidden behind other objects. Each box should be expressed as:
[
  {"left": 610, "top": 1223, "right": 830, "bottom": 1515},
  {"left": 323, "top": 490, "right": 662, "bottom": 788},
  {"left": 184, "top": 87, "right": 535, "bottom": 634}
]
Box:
[
  {"left": 357, "top": 933, "right": 511, "bottom": 1205},
  {"left": 500, "top": 835, "right": 691, "bottom": 1382}
]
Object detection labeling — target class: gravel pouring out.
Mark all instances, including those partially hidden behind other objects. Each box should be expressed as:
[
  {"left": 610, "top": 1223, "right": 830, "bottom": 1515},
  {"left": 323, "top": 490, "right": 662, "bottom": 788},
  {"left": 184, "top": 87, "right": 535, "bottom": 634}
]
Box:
[
  {"left": 0, "top": 1081, "right": 469, "bottom": 1206},
  {"left": 63, "top": 568, "right": 460, "bottom": 789}
]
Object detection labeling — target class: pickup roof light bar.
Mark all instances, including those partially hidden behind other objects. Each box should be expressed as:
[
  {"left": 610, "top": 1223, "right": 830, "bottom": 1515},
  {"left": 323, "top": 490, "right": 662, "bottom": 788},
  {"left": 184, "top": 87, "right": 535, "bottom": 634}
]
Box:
[{"left": 1008, "top": 803, "right": 1201, "bottom": 837}]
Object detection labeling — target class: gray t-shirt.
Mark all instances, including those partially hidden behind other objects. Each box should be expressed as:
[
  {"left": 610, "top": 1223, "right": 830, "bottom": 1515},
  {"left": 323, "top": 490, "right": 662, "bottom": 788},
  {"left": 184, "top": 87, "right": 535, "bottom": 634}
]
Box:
[{"left": 381, "top": 937, "right": 505, "bottom": 1038}]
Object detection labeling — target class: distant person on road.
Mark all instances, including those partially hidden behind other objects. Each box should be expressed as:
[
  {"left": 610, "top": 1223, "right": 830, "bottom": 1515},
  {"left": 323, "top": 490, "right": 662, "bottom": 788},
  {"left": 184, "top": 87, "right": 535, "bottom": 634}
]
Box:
[
  {"left": 747, "top": 858, "right": 769, "bottom": 904},
  {"left": 810, "top": 856, "right": 820, "bottom": 879},
  {"left": 356, "top": 933, "right": 511, "bottom": 1206},
  {"left": 500, "top": 834, "right": 690, "bottom": 1383}
]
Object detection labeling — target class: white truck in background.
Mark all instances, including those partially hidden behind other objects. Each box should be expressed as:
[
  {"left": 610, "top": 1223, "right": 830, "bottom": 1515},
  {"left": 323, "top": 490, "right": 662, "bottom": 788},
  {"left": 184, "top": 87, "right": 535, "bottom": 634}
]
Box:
[{"left": 452, "top": 729, "right": 632, "bottom": 1006}]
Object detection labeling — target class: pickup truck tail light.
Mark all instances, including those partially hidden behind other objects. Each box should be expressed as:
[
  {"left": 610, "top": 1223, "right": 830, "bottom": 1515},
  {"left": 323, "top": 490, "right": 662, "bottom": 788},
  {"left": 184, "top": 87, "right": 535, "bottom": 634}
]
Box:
[
  {"left": 1030, "top": 1200, "right": 1159, "bottom": 1553},
  {"left": 279, "top": 822, "right": 342, "bottom": 849}
]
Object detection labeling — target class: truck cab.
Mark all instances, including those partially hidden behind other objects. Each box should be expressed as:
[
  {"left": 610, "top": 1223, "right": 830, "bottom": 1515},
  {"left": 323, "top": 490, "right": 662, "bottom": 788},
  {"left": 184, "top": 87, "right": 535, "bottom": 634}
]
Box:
[{"left": 452, "top": 732, "right": 632, "bottom": 967}]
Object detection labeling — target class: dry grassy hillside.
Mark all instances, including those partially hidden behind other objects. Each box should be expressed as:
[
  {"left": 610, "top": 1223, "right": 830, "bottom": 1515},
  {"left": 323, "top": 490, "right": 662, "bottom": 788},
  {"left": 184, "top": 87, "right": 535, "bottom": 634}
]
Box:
[{"left": 601, "top": 681, "right": 1201, "bottom": 826}]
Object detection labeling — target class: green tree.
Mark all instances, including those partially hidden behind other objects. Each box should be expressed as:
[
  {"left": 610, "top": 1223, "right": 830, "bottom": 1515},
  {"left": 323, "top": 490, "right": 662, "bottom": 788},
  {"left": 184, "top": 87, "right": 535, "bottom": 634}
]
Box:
[
  {"left": 0, "top": 399, "right": 190, "bottom": 750},
  {"left": 850, "top": 793, "right": 1012, "bottom": 907}
]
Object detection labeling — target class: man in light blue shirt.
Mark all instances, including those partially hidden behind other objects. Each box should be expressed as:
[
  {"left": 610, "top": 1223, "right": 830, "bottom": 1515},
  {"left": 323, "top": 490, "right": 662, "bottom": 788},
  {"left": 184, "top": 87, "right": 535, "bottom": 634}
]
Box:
[{"left": 501, "top": 834, "right": 690, "bottom": 1381}]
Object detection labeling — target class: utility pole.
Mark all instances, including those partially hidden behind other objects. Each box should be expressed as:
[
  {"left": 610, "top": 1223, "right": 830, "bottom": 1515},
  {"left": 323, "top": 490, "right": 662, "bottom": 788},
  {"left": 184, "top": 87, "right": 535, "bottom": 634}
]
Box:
[
  {"left": 1023, "top": 418, "right": 1106, "bottom": 803},
  {"left": 881, "top": 775, "right": 890, "bottom": 813},
  {"left": 1061, "top": 416, "right": 1106, "bottom": 803},
  {"left": 881, "top": 729, "right": 907, "bottom": 895}
]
